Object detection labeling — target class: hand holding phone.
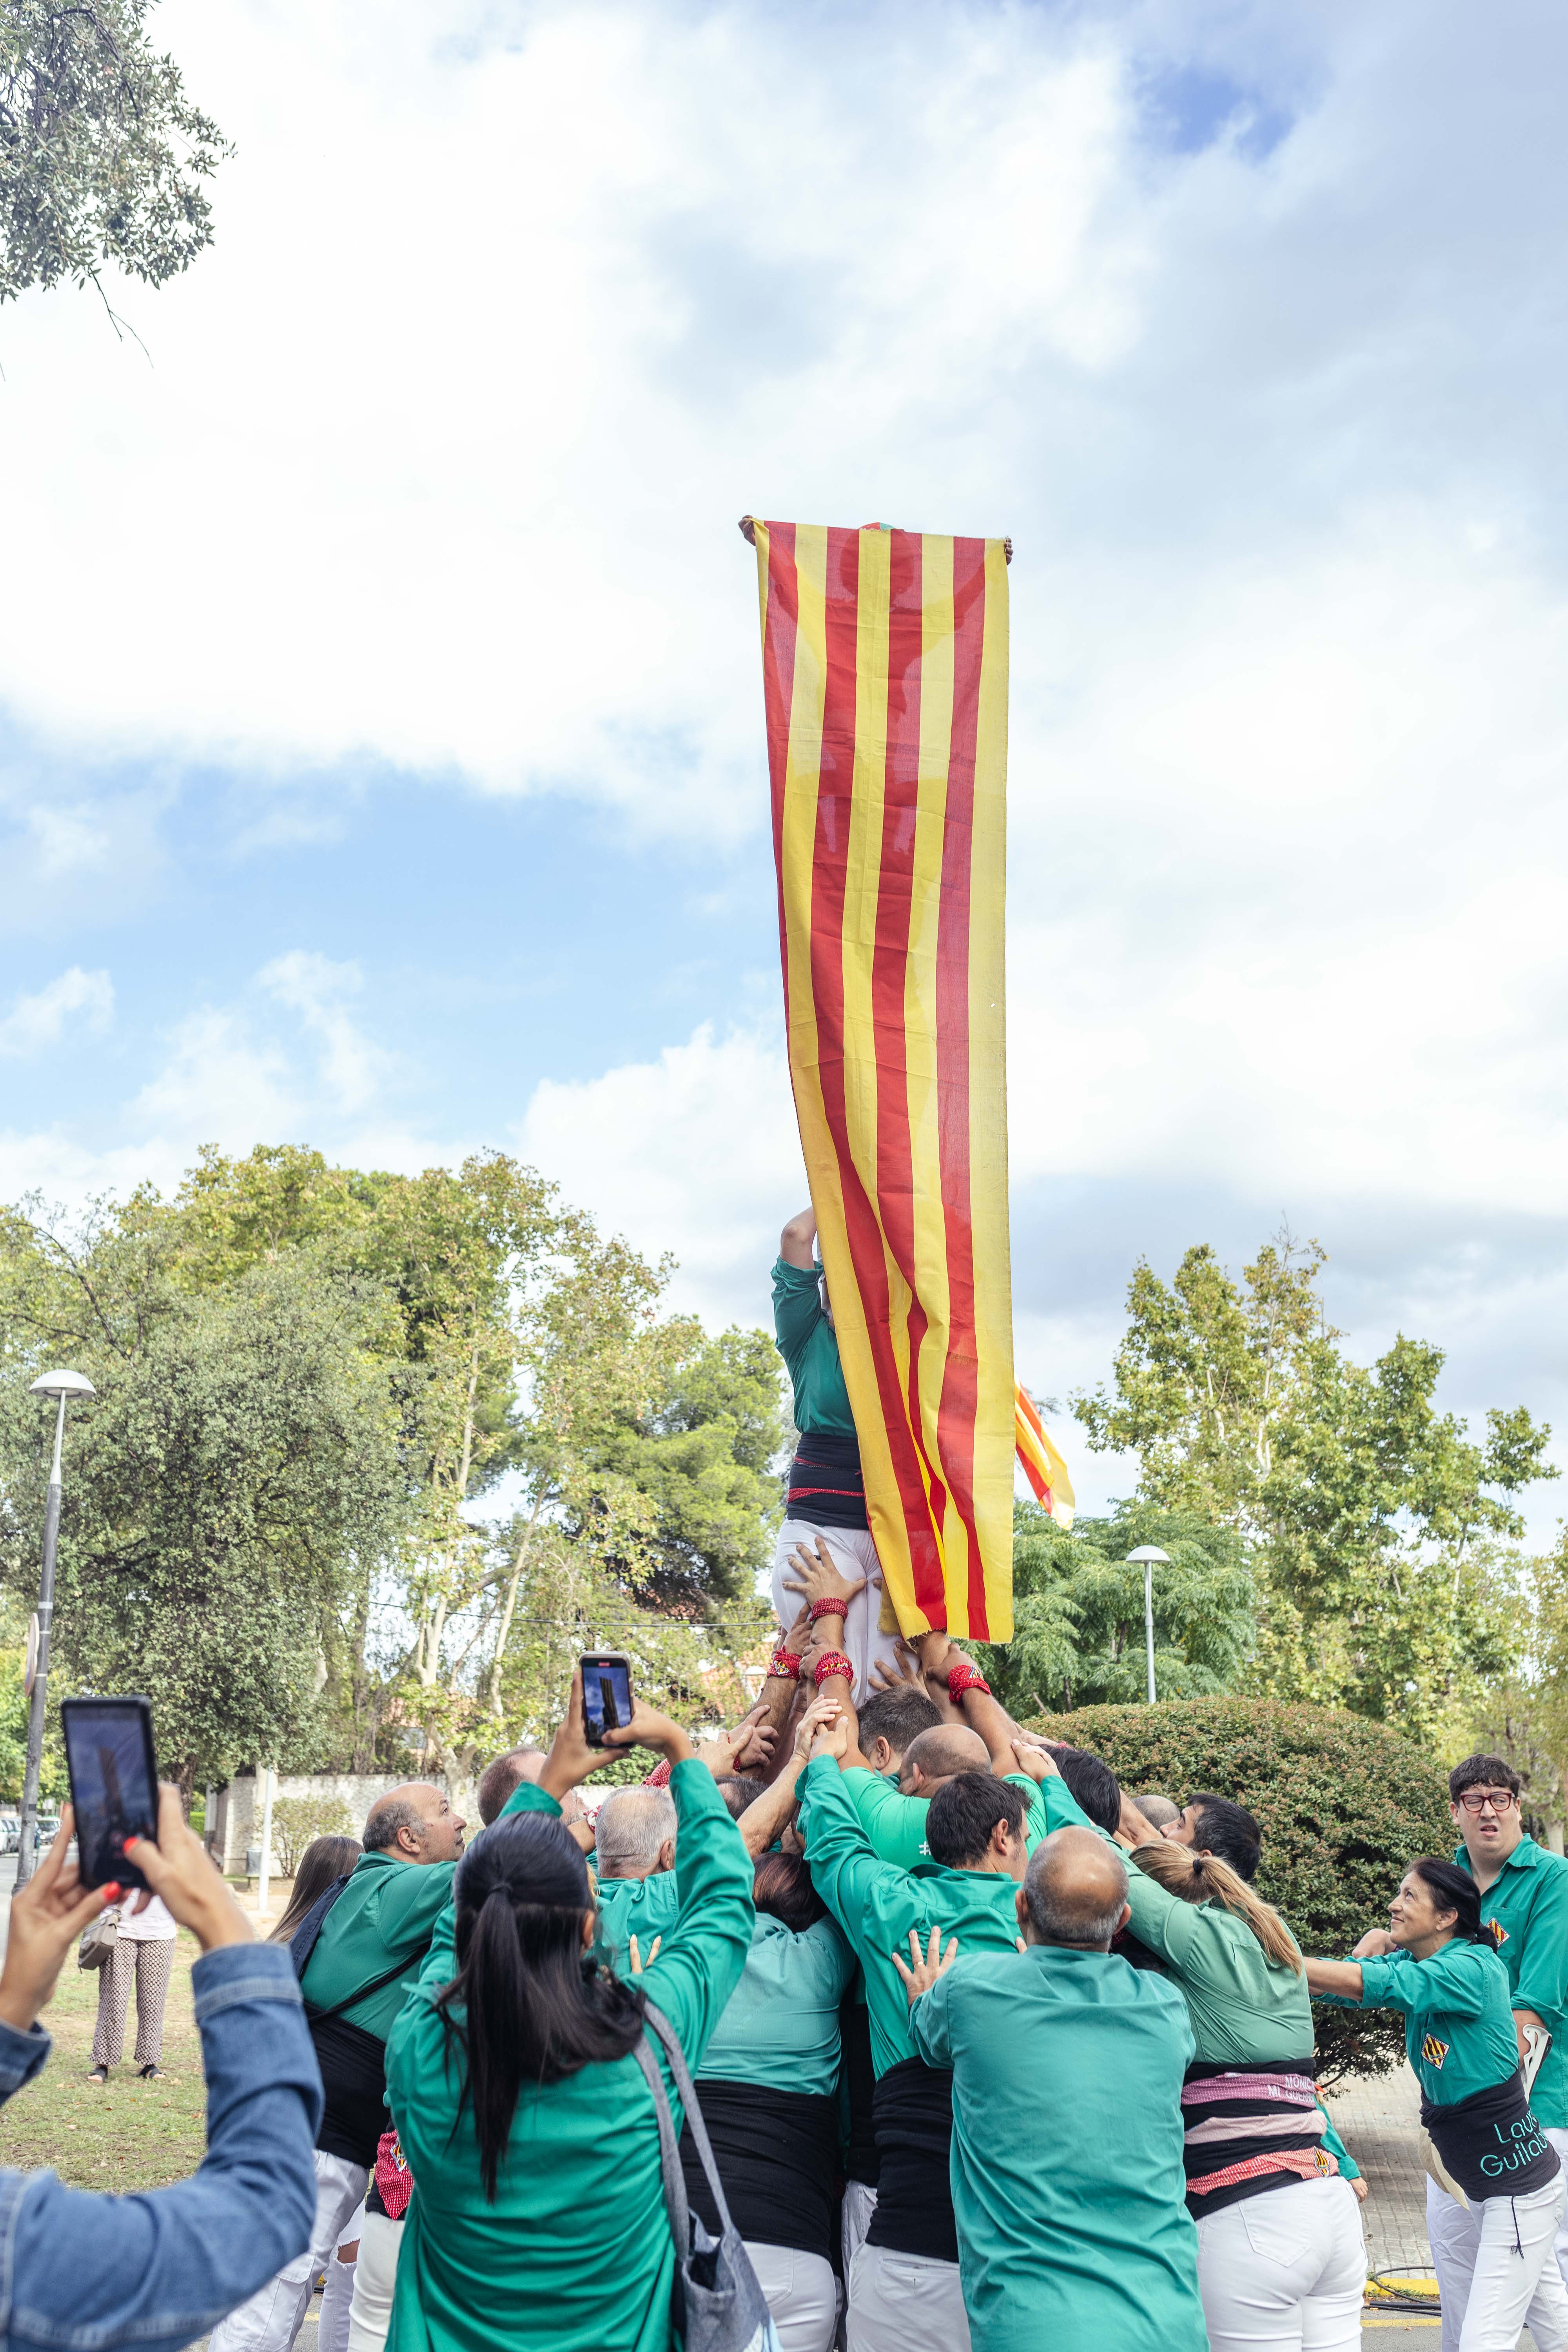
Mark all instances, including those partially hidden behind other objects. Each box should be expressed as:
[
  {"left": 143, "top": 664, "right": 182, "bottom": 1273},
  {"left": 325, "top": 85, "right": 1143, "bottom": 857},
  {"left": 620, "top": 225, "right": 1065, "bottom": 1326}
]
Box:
[{"left": 581, "top": 1653, "right": 634, "bottom": 1748}]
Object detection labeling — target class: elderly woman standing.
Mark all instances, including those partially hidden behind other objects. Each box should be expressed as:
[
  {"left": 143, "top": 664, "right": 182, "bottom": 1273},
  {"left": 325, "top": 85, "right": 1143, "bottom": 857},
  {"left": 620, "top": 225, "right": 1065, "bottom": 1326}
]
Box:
[{"left": 89, "top": 1887, "right": 178, "bottom": 2082}]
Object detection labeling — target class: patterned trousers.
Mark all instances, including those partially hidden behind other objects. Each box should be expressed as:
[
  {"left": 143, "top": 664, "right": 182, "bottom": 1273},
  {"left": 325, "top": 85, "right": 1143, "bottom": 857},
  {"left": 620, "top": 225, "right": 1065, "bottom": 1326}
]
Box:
[{"left": 93, "top": 1936, "right": 175, "bottom": 2067}]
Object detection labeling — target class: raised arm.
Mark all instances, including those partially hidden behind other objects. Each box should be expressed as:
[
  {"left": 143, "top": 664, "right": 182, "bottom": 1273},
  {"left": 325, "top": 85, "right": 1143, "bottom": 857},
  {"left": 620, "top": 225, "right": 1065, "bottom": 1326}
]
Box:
[
  {"left": 737, "top": 1695, "right": 842, "bottom": 1858},
  {"left": 780, "top": 1205, "right": 818, "bottom": 1269},
  {"left": 1303, "top": 1956, "right": 1366, "bottom": 2002},
  {"left": 796, "top": 1719, "right": 918, "bottom": 1956}
]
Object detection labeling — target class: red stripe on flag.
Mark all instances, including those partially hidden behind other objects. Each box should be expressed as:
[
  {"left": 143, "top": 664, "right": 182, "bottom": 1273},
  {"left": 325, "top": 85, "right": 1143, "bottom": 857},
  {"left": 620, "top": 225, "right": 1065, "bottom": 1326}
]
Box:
[
  {"left": 935, "top": 537, "right": 988, "bottom": 1633},
  {"left": 809, "top": 528, "right": 944, "bottom": 1609}
]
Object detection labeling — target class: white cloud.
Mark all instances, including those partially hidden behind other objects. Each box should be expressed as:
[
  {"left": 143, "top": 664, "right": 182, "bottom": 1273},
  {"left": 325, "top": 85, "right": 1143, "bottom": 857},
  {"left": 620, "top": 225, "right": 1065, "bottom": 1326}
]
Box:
[
  {"left": 260, "top": 951, "right": 396, "bottom": 1114},
  {"left": 0, "top": 969, "right": 114, "bottom": 1058}
]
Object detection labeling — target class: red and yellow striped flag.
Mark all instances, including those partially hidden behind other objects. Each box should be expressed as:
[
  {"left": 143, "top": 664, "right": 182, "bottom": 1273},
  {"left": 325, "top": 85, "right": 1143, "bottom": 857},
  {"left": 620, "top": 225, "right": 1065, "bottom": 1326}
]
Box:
[
  {"left": 1014, "top": 1383, "right": 1076, "bottom": 1529},
  {"left": 750, "top": 518, "right": 1014, "bottom": 1641}
]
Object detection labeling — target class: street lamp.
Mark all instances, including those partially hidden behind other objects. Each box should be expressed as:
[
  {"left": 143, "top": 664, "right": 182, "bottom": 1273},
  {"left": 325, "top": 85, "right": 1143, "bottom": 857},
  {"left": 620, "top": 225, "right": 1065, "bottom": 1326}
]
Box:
[
  {"left": 17, "top": 1369, "right": 95, "bottom": 1885},
  {"left": 1126, "top": 1547, "right": 1171, "bottom": 1706}
]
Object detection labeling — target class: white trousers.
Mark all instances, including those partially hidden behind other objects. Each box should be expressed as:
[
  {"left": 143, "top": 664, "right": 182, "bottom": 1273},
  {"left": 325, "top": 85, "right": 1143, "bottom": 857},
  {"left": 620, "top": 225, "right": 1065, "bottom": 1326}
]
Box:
[
  {"left": 208, "top": 2151, "right": 368, "bottom": 2352},
  {"left": 345, "top": 2212, "right": 402, "bottom": 2352},
  {"left": 744, "top": 2244, "right": 837, "bottom": 2352},
  {"left": 845, "top": 2241, "right": 972, "bottom": 2352},
  {"left": 316, "top": 2225, "right": 358, "bottom": 2352},
  {"left": 1426, "top": 2174, "right": 1568, "bottom": 2352},
  {"left": 1194, "top": 2177, "right": 1367, "bottom": 2351},
  {"left": 1548, "top": 2129, "right": 1568, "bottom": 2292},
  {"left": 771, "top": 1520, "right": 904, "bottom": 1706},
  {"left": 842, "top": 2180, "right": 878, "bottom": 2275}
]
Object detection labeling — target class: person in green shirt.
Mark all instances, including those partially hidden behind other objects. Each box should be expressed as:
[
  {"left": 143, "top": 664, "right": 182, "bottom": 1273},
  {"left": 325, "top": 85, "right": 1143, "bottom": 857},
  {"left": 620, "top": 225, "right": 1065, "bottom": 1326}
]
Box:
[
  {"left": 797, "top": 1710, "right": 1078, "bottom": 2352},
  {"left": 209, "top": 1779, "right": 467, "bottom": 2352},
  {"left": 590, "top": 1784, "right": 682, "bottom": 1973},
  {"left": 770, "top": 1205, "right": 901, "bottom": 1701},
  {"left": 1307, "top": 1854, "right": 1568, "bottom": 2352},
  {"left": 894, "top": 1824, "right": 1207, "bottom": 2352},
  {"left": 1447, "top": 1750, "right": 1568, "bottom": 2297},
  {"left": 1030, "top": 1754, "right": 1365, "bottom": 2349},
  {"left": 383, "top": 1675, "right": 753, "bottom": 2352}
]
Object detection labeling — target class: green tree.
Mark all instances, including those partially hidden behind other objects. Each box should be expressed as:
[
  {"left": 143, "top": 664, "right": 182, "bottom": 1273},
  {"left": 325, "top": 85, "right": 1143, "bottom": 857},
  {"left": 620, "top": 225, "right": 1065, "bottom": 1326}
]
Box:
[
  {"left": 1075, "top": 1232, "right": 1554, "bottom": 1738},
  {"left": 976, "top": 1500, "right": 1256, "bottom": 1717},
  {"left": 1, "top": 0, "right": 230, "bottom": 316}
]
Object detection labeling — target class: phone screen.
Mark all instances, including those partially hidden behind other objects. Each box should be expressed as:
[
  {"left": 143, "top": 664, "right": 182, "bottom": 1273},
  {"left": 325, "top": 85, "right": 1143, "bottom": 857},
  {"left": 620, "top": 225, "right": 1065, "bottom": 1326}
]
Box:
[
  {"left": 62, "top": 1697, "right": 158, "bottom": 1889},
  {"left": 581, "top": 1655, "right": 633, "bottom": 1746}
]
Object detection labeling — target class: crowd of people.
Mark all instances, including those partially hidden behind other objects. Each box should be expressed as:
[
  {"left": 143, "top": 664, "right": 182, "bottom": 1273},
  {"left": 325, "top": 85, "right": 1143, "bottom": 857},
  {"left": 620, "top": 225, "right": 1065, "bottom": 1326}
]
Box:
[{"left": 0, "top": 1212, "right": 1563, "bottom": 2352}]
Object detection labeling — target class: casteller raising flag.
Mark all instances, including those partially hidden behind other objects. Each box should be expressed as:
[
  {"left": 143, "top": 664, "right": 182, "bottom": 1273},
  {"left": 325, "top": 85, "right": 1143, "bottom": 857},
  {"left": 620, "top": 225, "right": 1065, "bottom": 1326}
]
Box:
[{"left": 745, "top": 517, "right": 1014, "bottom": 1642}]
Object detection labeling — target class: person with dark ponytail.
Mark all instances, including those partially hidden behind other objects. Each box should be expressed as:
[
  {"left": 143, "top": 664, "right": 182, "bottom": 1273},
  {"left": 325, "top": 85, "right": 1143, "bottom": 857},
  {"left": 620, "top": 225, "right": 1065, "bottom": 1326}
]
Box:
[
  {"left": 1307, "top": 1857, "right": 1568, "bottom": 2352},
  {"left": 382, "top": 1672, "right": 754, "bottom": 2352}
]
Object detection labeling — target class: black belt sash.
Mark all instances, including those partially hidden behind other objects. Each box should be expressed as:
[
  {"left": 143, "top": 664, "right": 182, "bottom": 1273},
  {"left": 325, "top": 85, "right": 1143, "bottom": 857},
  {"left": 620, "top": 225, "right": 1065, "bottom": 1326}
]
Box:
[
  {"left": 786, "top": 1432, "right": 867, "bottom": 1532},
  {"left": 865, "top": 2058, "right": 956, "bottom": 2265},
  {"left": 841, "top": 1993, "right": 880, "bottom": 2187},
  {"left": 311, "top": 2014, "right": 388, "bottom": 2171},
  {"left": 678, "top": 2081, "right": 840, "bottom": 2260},
  {"left": 1423, "top": 2071, "right": 1561, "bottom": 2204}
]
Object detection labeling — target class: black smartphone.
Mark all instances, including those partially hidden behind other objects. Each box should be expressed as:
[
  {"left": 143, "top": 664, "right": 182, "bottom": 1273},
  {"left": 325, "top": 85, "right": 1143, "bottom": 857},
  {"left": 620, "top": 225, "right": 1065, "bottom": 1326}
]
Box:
[
  {"left": 61, "top": 1695, "right": 159, "bottom": 1889},
  {"left": 581, "top": 1653, "right": 634, "bottom": 1747}
]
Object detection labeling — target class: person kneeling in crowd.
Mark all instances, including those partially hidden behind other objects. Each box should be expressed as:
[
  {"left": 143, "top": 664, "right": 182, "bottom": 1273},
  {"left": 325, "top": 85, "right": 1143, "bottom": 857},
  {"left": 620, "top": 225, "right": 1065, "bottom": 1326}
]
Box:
[{"left": 0, "top": 1794, "right": 319, "bottom": 2352}]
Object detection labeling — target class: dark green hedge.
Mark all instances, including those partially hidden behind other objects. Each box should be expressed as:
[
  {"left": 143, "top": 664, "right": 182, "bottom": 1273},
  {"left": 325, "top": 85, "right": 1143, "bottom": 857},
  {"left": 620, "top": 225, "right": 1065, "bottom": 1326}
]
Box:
[{"left": 1025, "top": 1696, "right": 1454, "bottom": 2080}]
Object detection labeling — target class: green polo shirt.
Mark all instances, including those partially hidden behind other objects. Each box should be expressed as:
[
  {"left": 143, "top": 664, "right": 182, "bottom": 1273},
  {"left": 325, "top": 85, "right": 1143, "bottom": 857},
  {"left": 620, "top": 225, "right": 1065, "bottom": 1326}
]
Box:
[
  {"left": 299, "top": 1844, "right": 459, "bottom": 2040},
  {"left": 1455, "top": 1833, "right": 1568, "bottom": 2129},
  {"left": 699, "top": 1911, "right": 857, "bottom": 2097},
  {"left": 1318, "top": 1939, "right": 1521, "bottom": 2107},
  {"left": 773, "top": 1258, "right": 854, "bottom": 1437},
  {"left": 846, "top": 1764, "right": 1055, "bottom": 1870},
  {"left": 593, "top": 1869, "right": 682, "bottom": 1975}
]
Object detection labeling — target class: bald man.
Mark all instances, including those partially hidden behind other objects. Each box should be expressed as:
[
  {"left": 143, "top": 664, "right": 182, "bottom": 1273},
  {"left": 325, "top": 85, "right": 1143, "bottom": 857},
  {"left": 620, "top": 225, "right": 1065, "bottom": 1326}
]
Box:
[
  {"left": 210, "top": 1780, "right": 466, "bottom": 2352},
  {"left": 831, "top": 1691, "right": 1056, "bottom": 1873},
  {"left": 898, "top": 1828, "right": 1206, "bottom": 2352}
]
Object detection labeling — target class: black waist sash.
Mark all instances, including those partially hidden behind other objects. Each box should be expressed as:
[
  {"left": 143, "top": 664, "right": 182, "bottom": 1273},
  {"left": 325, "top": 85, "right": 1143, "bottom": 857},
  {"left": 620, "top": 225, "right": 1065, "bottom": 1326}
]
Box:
[
  {"left": 786, "top": 1432, "right": 867, "bottom": 1532},
  {"left": 310, "top": 2014, "right": 388, "bottom": 2171},
  {"left": 865, "top": 2058, "right": 956, "bottom": 2264},
  {"left": 1423, "top": 2072, "right": 1561, "bottom": 2203},
  {"left": 678, "top": 2081, "right": 840, "bottom": 2259},
  {"left": 841, "top": 1993, "right": 880, "bottom": 2187}
]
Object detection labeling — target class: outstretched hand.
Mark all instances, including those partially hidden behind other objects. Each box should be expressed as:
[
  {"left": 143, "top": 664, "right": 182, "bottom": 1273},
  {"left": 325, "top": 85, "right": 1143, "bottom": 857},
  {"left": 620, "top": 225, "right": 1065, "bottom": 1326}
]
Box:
[
  {"left": 125, "top": 1786, "right": 252, "bottom": 1953},
  {"left": 868, "top": 1643, "right": 926, "bottom": 1697},
  {"left": 890, "top": 1924, "right": 959, "bottom": 2008},
  {"left": 543, "top": 1673, "right": 696, "bottom": 1798},
  {"left": 793, "top": 1695, "right": 842, "bottom": 1761},
  {"left": 0, "top": 1807, "right": 120, "bottom": 2034},
  {"left": 809, "top": 1705, "right": 852, "bottom": 1765},
  {"left": 782, "top": 1535, "right": 866, "bottom": 1619}
]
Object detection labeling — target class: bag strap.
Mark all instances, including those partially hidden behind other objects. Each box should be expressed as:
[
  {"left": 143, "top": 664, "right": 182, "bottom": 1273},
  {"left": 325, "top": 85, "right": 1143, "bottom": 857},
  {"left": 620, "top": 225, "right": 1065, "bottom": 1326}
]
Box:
[
  {"left": 632, "top": 2030, "right": 695, "bottom": 2265},
  {"left": 305, "top": 1955, "right": 417, "bottom": 2027},
  {"left": 641, "top": 1999, "right": 743, "bottom": 2245},
  {"left": 289, "top": 1875, "right": 352, "bottom": 1978}
]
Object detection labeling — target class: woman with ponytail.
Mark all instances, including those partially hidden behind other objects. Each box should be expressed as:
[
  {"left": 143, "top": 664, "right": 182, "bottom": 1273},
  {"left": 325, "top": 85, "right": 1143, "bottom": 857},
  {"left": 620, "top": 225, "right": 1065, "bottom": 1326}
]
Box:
[
  {"left": 383, "top": 1672, "right": 754, "bottom": 2352},
  {"left": 1309, "top": 1858, "right": 1568, "bottom": 2352},
  {"left": 1013, "top": 1748, "right": 1367, "bottom": 2350}
]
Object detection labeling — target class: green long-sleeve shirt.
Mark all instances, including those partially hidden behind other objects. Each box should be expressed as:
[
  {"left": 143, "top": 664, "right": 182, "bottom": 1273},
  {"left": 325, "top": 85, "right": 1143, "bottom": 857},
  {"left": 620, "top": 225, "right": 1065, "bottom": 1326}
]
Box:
[
  {"left": 1455, "top": 1834, "right": 1568, "bottom": 2128},
  {"left": 773, "top": 1257, "right": 854, "bottom": 1436},
  {"left": 912, "top": 1948, "right": 1206, "bottom": 2352},
  {"left": 699, "top": 1912, "right": 857, "bottom": 2097},
  {"left": 845, "top": 1765, "right": 1053, "bottom": 1869},
  {"left": 593, "top": 1869, "right": 682, "bottom": 1975},
  {"left": 299, "top": 1845, "right": 459, "bottom": 2039},
  {"left": 1316, "top": 1938, "right": 1521, "bottom": 2107},
  {"left": 799, "top": 1754, "right": 1065, "bottom": 2076},
  {"left": 385, "top": 1760, "right": 753, "bottom": 2352}
]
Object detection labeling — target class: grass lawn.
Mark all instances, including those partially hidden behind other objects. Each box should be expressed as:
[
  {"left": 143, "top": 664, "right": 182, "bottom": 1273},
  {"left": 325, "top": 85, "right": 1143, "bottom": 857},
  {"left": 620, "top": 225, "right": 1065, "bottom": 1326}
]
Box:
[{"left": 0, "top": 1882, "right": 296, "bottom": 2193}]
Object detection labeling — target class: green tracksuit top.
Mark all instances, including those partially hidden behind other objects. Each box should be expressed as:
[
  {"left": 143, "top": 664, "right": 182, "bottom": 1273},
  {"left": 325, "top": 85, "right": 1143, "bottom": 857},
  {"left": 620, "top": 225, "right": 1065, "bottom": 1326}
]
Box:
[
  {"left": 299, "top": 1844, "right": 459, "bottom": 2038},
  {"left": 797, "top": 1754, "right": 1073, "bottom": 2076},
  {"left": 384, "top": 1760, "right": 753, "bottom": 2352},
  {"left": 773, "top": 1257, "right": 854, "bottom": 1436},
  {"left": 1317, "top": 1938, "right": 1522, "bottom": 2106},
  {"left": 699, "top": 1911, "right": 857, "bottom": 2097},
  {"left": 593, "top": 1867, "right": 682, "bottom": 1976},
  {"left": 1455, "top": 1834, "right": 1568, "bottom": 2129},
  {"left": 912, "top": 1947, "right": 1207, "bottom": 2352},
  {"left": 844, "top": 1765, "right": 1055, "bottom": 1869}
]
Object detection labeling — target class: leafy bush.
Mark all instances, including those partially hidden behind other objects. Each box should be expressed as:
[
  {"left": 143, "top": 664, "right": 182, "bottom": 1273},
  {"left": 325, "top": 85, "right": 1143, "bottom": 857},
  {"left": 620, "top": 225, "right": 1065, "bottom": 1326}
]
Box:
[
  {"left": 270, "top": 1795, "right": 354, "bottom": 1878},
  {"left": 1025, "top": 1696, "right": 1454, "bottom": 2080}
]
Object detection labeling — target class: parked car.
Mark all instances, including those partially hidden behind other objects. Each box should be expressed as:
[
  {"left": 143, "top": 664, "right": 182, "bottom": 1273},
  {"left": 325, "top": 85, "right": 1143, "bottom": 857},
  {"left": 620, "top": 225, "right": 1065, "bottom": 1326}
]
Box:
[
  {"left": 0, "top": 1817, "right": 17, "bottom": 1853},
  {"left": 34, "top": 1813, "right": 61, "bottom": 1847}
]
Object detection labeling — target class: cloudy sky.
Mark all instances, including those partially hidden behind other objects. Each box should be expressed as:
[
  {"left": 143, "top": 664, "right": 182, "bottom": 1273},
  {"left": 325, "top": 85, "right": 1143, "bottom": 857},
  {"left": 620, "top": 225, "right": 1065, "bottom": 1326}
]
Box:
[{"left": 4, "top": 0, "right": 1567, "bottom": 1531}]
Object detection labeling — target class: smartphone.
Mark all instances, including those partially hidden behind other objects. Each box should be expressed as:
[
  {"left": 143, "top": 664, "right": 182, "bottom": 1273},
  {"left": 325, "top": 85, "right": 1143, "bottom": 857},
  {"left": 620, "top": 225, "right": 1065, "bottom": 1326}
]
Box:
[
  {"left": 61, "top": 1696, "right": 159, "bottom": 1889},
  {"left": 581, "top": 1653, "right": 634, "bottom": 1747}
]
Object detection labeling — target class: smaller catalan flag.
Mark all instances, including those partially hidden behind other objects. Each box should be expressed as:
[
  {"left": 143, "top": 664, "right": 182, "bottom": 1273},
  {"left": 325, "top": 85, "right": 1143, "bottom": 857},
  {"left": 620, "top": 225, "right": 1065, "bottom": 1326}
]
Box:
[{"left": 1014, "top": 1385, "right": 1075, "bottom": 1530}]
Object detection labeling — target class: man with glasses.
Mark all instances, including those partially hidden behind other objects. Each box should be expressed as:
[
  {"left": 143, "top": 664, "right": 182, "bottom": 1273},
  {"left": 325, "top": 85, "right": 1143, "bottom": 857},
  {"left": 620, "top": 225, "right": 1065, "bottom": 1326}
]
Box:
[{"left": 1448, "top": 1751, "right": 1568, "bottom": 2289}]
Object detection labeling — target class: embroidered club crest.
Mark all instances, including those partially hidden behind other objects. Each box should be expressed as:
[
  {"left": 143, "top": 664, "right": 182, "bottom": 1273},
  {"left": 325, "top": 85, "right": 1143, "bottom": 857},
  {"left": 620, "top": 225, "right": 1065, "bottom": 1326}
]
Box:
[
  {"left": 1422, "top": 2034, "right": 1450, "bottom": 2069},
  {"left": 1487, "top": 1919, "right": 1509, "bottom": 1946}
]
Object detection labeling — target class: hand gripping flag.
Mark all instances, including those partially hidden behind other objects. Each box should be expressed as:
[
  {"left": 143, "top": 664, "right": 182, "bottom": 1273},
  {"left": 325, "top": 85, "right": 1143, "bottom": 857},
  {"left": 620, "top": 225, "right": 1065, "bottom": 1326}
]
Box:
[
  {"left": 749, "top": 518, "right": 1013, "bottom": 1640},
  {"left": 1014, "top": 1384, "right": 1076, "bottom": 1530}
]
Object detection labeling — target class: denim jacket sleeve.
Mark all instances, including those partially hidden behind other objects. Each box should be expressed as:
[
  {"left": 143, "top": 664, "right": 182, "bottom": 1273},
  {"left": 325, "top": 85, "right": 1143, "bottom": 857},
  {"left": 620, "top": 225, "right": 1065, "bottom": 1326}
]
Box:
[{"left": 0, "top": 1942, "right": 323, "bottom": 2352}]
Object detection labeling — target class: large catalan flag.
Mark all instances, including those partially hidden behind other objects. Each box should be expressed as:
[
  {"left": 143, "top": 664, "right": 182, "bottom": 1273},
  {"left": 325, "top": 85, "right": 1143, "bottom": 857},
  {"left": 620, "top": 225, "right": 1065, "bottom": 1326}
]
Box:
[{"left": 749, "top": 518, "right": 1014, "bottom": 1641}]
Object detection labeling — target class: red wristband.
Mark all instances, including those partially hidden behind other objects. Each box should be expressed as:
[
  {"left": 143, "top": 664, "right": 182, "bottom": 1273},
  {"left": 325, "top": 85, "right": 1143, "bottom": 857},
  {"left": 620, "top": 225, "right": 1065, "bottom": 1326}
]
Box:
[
  {"left": 769, "top": 1646, "right": 803, "bottom": 1681},
  {"left": 642, "top": 1759, "right": 673, "bottom": 1788},
  {"left": 947, "top": 1660, "right": 991, "bottom": 1699},
  {"left": 813, "top": 1651, "right": 854, "bottom": 1688},
  {"left": 808, "top": 1595, "right": 848, "bottom": 1624}
]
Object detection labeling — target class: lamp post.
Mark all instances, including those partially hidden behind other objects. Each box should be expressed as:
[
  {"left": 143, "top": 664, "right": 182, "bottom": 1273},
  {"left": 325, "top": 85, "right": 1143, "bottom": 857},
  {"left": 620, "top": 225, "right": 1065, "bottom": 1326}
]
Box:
[
  {"left": 1126, "top": 1546, "right": 1171, "bottom": 1706},
  {"left": 17, "top": 1370, "right": 95, "bottom": 1886}
]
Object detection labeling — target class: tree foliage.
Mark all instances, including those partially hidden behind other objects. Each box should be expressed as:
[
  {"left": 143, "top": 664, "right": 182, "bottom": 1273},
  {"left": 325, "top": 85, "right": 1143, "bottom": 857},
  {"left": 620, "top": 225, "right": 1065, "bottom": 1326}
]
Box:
[
  {"left": 1073, "top": 1231, "right": 1554, "bottom": 1739},
  {"left": 1024, "top": 1696, "right": 1455, "bottom": 2081},
  {"left": 0, "top": 0, "right": 230, "bottom": 309}
]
